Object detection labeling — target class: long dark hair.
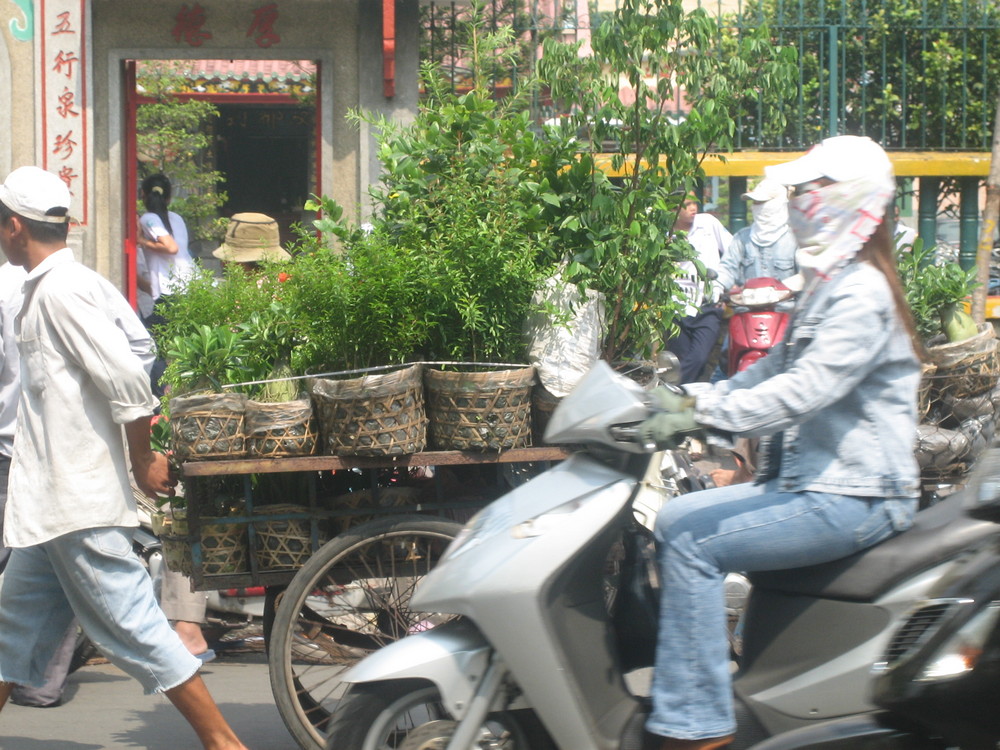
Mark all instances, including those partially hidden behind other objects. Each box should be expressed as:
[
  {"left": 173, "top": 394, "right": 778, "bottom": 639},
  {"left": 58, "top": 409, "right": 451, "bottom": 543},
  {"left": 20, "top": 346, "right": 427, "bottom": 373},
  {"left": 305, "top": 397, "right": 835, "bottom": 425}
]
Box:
[
  {"left": 141, "top": 173, "right": 173, "bottom": 236},
  {"left": 858, "top": 203, "right": 925, "bottom": 360}
]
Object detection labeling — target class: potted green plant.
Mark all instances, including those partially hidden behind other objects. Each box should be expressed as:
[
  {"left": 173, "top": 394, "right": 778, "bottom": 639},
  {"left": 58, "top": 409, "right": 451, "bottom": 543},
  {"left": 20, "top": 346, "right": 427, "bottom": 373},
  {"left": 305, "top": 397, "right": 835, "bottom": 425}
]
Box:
[
  {"left": 897, "top": 240, "right": 980, "bottom": 346},
  {"left": 163, "top": 325, "right": 252, "bottom": 461}
]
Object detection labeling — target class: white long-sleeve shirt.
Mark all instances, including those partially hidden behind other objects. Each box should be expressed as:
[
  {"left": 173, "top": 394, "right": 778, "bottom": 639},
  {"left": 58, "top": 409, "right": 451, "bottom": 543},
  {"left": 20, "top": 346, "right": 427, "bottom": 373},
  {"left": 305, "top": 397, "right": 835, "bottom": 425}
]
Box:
[
  {"left": 675, "top": 213, "right": 732, "bottom": 316},
  {"left": 0, "top": 263, "right": 26, "bottom": 459},
  {"left": 6, "top": 249, "right": 157, "bottom": 547},
  {"left": 139, "top": 210, "right": 195, "bottom": 299}
]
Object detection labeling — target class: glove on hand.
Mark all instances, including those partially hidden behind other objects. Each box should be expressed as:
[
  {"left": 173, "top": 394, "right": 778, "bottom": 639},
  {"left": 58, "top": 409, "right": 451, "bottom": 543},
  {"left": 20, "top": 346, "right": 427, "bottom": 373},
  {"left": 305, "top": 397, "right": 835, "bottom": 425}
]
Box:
[
  {"left": 640, "top": 387, "right": 699, "bottom": 449},
  {"left": 648, "top": 386, "right": 694, "bottom": 413}
]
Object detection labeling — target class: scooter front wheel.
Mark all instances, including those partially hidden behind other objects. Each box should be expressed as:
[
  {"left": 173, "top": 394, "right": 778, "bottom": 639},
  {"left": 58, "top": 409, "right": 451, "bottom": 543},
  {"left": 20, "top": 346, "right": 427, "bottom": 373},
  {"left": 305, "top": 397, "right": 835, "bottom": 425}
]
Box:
[{"left": 324, "top": 679, "right": 555, "bottom": 750}]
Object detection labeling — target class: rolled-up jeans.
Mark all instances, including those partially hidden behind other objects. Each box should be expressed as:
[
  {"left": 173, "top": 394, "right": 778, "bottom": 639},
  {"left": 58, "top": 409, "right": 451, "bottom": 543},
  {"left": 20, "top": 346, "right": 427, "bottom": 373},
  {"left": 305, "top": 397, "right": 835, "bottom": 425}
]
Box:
[
  {"left": 646, "top": 479, "right": 917, "bottom": 740},
  {"left": 0, "top": 526, "right": 200, "bottom": 694}
]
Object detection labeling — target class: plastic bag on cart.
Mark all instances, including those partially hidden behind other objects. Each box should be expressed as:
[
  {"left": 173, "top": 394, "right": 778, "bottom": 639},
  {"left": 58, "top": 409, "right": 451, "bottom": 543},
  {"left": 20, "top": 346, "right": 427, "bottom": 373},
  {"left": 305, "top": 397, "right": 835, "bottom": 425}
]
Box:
[{"left": 524, "top": 275, "right": 606, "bottom": 399}]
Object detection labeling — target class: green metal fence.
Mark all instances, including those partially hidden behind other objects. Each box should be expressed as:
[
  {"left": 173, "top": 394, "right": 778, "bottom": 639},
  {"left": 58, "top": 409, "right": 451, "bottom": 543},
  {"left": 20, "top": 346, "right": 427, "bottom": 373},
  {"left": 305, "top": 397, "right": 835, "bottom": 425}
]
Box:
[{"left": 422, "top": 0, "right": 1000, "bottom": 152}]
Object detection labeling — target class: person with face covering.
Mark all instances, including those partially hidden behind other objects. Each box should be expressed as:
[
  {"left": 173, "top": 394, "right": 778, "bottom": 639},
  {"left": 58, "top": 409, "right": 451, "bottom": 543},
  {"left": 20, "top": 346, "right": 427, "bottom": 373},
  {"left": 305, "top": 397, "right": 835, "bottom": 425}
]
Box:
[
  {"left": 717, "top": 179, "right": 799, "bottom": 292},
  {"left": 638, "top": 136, "right": 923, "bottom": 750}
]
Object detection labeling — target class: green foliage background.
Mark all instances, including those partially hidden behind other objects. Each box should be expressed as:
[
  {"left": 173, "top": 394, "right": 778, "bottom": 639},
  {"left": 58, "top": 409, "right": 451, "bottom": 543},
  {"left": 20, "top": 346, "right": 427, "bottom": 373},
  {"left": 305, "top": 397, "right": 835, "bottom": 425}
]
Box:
[
  {"left": 136, "top": 61, "right": 227, "bottom": 242},
  {"left": 734, "top": 0, "right": 1000, "bottom": 150},
  {"left": 157, "top": 0, "right": 796, "bottom": 391}
]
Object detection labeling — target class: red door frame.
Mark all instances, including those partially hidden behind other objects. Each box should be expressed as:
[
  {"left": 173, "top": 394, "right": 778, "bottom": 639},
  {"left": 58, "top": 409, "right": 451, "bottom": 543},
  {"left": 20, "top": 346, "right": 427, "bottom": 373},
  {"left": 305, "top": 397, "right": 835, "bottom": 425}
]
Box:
[
  {"left": 121, "top": 59, "right": 323, "bottom": 308},
  {"left": 124, "top": 60, "right": 138, "bottom": 310}
]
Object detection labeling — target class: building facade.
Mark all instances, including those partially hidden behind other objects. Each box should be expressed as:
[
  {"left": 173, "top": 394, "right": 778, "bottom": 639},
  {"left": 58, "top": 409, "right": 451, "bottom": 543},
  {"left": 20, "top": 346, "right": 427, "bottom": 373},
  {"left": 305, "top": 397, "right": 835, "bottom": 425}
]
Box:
[{"left": 0, "top": 0, "right": 420, "bottom": 289}]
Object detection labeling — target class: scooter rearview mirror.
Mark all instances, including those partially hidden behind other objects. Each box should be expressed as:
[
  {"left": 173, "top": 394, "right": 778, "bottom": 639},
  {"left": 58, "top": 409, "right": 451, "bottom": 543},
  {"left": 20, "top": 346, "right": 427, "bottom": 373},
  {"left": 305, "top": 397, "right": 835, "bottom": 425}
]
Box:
[{"left": 655, "top": 351, "right": 682, "bottom": 387}]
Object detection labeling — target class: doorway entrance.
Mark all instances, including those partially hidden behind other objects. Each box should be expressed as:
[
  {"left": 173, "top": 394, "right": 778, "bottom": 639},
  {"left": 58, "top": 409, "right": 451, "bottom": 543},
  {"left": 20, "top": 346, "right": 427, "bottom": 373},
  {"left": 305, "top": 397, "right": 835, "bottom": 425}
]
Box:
[
  {"left": 123, "top": 59, "right": 320, "bottom": 303},
  {"left": 216, "top": 103, "right": 313, "bottom": 244}
]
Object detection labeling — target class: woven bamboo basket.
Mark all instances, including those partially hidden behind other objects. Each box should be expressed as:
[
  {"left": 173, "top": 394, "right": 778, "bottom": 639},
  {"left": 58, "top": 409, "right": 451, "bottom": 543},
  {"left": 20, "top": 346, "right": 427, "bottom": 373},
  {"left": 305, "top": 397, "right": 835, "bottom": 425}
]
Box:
[
  {"left": 323, "top": 486, "right": 420, "bottom": 535},
  {"left": 170, "top": 392, "right": 247, "bottom": 461},
  {"left": 156, "top": 511, "right": 194, "bottom": 575},
  {"left": 246, "top": 398, "right": 318, "bottom": 458},
  {"left": 157, "top": 512, "right": 247, "bottom": 576},
  {"left": 199, "top": 519, "right": 249, "bottom": 575},
  {"left": 927, "top": 325, "right": 1000, "bottom": 401},
  {"left": 917, "top": 362, "right": 937, "bottom": 423},
  {"left": 425, "top": 365, "right": 535, "bottom": 451},
  {"left": 252, "top": 504, "right": 315, "bottom": 570},
  {"left": 312, "top": 364, "right": 426, "bottom": 456}
]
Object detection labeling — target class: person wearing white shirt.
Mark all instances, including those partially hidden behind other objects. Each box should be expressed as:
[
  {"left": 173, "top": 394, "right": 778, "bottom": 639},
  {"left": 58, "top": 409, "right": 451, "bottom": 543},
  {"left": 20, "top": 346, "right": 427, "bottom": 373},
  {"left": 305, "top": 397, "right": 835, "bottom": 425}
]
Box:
[
  {"left": 0, "top": 166, "right": 247, "bottom": 750},
  {"left": 666, "top": 197, "right": 733, "bottom": 383},
  {"left": 137, "top": 173, "right": 195, "bottom": 315}
]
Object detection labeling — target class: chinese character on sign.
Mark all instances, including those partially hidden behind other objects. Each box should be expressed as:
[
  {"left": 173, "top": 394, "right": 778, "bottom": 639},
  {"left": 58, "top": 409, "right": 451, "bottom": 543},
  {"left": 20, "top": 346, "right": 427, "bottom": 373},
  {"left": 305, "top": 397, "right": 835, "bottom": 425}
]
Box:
[
  {"left": 53, "top": 131, "right": 77, "bottom": 160},
  {"left": 57, "top": 88, "right": 79, "bottom": 119},
  {"left": 172, "top": 3, "right": 213, "bottom": 47},
  {"left": 248, "top": 3, "right": 281, "bottom": 48},
  {"left": 58, "top": 166, "right": 78, "bottom": 190},
  {"left": 52, "top": 11, "right": 75, "bottom": 35},
  {"left": 53, "top": 50, "right": 79, "bottom": 79}
]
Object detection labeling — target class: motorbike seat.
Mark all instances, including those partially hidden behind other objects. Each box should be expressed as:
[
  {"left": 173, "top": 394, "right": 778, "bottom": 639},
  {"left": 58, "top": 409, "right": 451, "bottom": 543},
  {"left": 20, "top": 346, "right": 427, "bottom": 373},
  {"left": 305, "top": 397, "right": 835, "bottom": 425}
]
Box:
[{"left": 749, "top": 491, "right": 999, "bottom": 602}]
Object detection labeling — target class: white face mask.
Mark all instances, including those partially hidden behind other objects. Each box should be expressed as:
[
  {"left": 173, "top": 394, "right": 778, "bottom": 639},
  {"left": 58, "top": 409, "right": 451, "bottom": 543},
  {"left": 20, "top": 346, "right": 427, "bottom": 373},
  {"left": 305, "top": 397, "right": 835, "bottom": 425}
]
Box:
[
  {"left": 788, "top": 177, "right": 894, "bottom": 282},
  {"left": 749, "top": 197, "right": 789, "bottom": 246}
]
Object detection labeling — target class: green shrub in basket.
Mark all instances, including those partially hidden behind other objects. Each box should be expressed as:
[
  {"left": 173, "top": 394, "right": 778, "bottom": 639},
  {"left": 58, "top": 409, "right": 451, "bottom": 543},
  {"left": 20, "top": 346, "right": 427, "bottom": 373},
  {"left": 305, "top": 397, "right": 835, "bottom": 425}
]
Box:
[
  {"left": 897, "top": 239, "right": 980, "bottom": 345},
  {"left": 163, "top": 325, "right": 256, "bottom": 396}
]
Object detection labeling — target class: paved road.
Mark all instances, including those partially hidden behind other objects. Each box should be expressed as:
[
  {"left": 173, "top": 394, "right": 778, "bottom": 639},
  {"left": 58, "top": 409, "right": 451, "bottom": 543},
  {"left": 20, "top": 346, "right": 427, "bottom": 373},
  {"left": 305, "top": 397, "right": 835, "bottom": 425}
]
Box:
[{"left": 0, "top": 652, "right": 300, "bottom": 750}]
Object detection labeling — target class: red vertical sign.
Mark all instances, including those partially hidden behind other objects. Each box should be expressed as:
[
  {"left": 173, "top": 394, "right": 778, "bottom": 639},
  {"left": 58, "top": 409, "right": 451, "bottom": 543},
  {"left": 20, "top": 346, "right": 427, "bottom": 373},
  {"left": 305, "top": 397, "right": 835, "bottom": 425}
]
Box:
[{"left": 37, "top": 1, "right": 90, "bottom": 225}]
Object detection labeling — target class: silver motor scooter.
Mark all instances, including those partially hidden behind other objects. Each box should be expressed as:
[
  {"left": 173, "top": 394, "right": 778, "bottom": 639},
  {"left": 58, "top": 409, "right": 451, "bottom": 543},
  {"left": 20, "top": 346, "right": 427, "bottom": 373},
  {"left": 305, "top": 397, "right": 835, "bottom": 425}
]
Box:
[{"left": 324, "top": 362, "right": 998, "bottom": 750}]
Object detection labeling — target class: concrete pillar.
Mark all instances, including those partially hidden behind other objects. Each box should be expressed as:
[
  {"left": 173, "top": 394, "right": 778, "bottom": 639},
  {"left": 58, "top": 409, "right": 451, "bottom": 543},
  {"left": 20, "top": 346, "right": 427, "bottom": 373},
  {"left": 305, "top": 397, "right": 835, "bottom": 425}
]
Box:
[
  {"left": 958, "top": 177, "right": 979, "bottom": 271},
  {"left": 729, "top": 176, "right": 748, "bottom": 233},
  {"left": 918, "top": 177, "right": 939, "bottom": 253}
]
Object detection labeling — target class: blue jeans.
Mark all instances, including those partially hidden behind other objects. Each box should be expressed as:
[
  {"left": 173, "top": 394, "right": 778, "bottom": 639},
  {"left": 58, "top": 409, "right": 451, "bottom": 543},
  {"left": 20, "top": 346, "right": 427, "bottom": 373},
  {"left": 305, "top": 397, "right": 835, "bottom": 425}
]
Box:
[
  {"left": 646, "top": 480, "right": 916, "bottom": 740},
  {"left": 0, "top": 526, "right": 200, "bottom": 694}
]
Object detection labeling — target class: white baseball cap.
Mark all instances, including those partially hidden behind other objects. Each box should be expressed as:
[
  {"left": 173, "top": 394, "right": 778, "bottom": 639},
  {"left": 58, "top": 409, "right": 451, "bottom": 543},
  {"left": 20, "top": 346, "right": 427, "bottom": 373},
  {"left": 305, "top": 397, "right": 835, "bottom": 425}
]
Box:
[
  {"left": 742, "top": 178, "right": 788, "bottom": 202},
  {"left": 765, "top": 135, "right": 893, "bottom": 188},
  {"left": 0, "top": 166, "right": 72, "bottom": 223}
]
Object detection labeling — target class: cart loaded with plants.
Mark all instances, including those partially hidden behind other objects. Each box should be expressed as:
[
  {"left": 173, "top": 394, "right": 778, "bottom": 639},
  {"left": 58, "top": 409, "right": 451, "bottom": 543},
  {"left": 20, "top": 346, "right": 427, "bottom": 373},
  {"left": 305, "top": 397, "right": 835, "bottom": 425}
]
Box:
[
  {"left": 159, "top": 360, "right": 569, "bottom": 750},
  {"left": 155, "top": 315, "right": 577, "bottom": 750}
]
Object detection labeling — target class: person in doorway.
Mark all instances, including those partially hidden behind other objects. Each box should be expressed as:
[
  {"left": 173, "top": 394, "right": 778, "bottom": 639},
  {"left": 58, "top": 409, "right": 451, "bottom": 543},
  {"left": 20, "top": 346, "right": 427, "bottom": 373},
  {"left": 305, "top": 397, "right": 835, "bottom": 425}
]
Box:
[
  {"left": 138, "top": 173, "right": 196, "bottom": 324},
  {"left": 639, "top": 136, "right": 921, "bottom": 750},
  {"left": 211, "top": 212, "right": 291, "bottom": 270},
  {"left": 0, "top": 166, "right": 247, "bottom": 750},
  {"left": 0, "top": 260, "right": 77, "bottom": 708},
  {"left": 157, "top": 211, "right": 290, "bottom": 663},
  {"left": 138, "top": 173, "right": 196, "bottom": 399},
  {"left": 666, "top": 196, "right": 733, "bottom": 383},
  {"left": 161, "top": 567, "right": 215, "bottom": 662}
]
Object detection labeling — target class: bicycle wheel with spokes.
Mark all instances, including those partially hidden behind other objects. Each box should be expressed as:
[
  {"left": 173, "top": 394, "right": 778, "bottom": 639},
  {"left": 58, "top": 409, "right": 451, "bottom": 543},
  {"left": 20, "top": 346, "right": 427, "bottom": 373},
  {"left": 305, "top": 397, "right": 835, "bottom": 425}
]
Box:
[{"left": 268, "top": 515, "right": 461, "bottom": 750}]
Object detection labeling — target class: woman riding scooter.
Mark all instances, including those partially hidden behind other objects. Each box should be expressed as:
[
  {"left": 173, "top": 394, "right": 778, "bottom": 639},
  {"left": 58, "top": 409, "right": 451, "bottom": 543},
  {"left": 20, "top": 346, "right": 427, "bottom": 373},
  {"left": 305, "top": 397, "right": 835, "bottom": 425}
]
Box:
[{"left": 639, "top": 136, "right": 924, "bottom": 750}]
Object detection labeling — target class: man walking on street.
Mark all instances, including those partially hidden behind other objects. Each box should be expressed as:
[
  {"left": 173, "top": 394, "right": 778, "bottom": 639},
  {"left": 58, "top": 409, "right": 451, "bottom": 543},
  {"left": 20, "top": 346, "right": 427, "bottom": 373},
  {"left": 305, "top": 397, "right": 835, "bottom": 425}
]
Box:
[
  {"left": 0, "top": 259, "right": 78, "bottom": 708},
  {"left": 0, "top": 166, "right": 247, "bottom": 750}
]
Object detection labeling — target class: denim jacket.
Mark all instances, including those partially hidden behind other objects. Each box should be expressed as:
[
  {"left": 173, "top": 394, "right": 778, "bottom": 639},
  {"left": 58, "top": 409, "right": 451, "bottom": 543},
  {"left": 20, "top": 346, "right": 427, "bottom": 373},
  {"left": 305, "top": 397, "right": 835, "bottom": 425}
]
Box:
[
  {"left": 694, "top": 260, "right": 921, "bottom": 503},
  {"left": 716, "top": 226, "right": 799, "bottom": 291}
]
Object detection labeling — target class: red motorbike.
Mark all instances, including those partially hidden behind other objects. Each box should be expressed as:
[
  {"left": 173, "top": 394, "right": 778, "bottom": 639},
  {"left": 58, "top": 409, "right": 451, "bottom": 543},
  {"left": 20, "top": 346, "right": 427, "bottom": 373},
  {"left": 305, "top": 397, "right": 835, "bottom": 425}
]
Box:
[{"left": 726, "top": 277, "right": 794, "bottom": 375}]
